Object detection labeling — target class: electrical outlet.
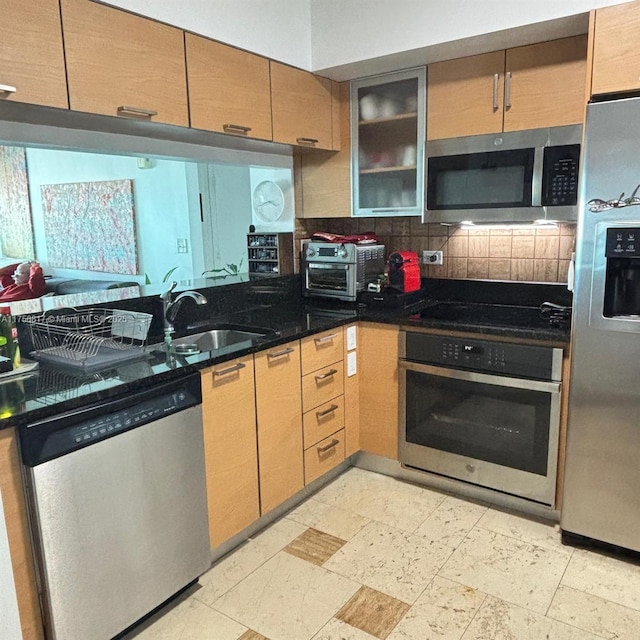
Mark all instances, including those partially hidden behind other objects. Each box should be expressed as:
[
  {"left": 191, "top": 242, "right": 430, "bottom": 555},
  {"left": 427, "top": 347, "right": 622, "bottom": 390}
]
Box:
[
  {"left": 176, "top": 238, "right": 189, "bottom": 254},
  {"left": 423, "top": 250, "right": 443, "bottom": 265}
]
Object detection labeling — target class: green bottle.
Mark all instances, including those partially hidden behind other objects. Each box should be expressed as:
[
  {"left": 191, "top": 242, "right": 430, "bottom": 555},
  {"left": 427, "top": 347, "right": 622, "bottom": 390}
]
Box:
[{"left": 0, "top": 314, "right": 19, "bottom": 370}]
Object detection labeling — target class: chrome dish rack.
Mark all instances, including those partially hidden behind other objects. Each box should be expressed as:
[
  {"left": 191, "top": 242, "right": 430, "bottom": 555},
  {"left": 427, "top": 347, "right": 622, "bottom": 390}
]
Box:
[{"left": 26, "top": 308, "right": 152, "bottom": 373}]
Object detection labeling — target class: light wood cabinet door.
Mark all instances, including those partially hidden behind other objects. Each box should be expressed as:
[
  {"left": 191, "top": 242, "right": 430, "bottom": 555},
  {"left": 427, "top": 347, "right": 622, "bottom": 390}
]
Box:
[
  {"left": 201, "top": 356, "right": 260, "bottom": 548},
  {"left": 61, "top": 0, "right": 188, "bottom": 126},
  {"left": 271, "top": 61, "right": 334, "bottom": 150},
  {"left": 504, "top": 36, "right": 587, "bottom": 132},
  {"left": 296, "top": 82, "right": 352, "bottom": 218},
  {"left": 255, "top": 340, "right": 303, "bottom": 514},
  {"left": 185, "top": 34, "right": 272, "bottom": 140},
  {"left": 0, "top": 429, "right": 44, "bottom": 640},
  {"left": 591, "top": 1, "right": 640, "bottom": 96},
  {"left": 0, "top": 0, "right": 67, "bottom": 109},
  {"left": 359, "top": 322, "right": 399, "bottom": 460},
  {"left": 427, "top": 50, "right": 505, "bottom": 140}
]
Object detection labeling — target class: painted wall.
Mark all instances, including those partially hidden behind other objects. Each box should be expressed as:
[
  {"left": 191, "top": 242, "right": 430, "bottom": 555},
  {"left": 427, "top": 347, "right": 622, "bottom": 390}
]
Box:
[
  {"left": 310, "top": 0, "right": 626, "bottom": 75},
  {"left": 103, "top": 0, "right": 627, "bottom": 77},
  {"left": 102, "top": 0, "right": 312, "bottom": 69},
  {"left": 24, "top": 149, "right": 201, "bottom": 284}
]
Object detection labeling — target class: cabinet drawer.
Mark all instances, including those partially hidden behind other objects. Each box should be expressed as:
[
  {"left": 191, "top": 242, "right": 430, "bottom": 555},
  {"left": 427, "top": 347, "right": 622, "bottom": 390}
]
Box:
[
  {"left": 304, "top": 429, "right": 345, "bottom": 485},
  {"left": 303, "top": 396, "right": 345, "bottom": 449},
  {"left": 302, "top": 363, "right": 344, "bottom": 413},
  {"left": 301, "top": 329, "right": 344, "bottom": 375}
]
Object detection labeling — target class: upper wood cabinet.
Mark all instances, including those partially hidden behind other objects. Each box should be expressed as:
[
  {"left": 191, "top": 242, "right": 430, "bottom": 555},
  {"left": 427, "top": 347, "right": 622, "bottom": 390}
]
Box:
[
  {"left": 60, "top": 0, "right": 189, "bottom": 126},
  {"left": 503, "top": 36, "right": 587, "bottom": 132},
  {"left": 591, "top": 1, "right": 640, "bottom": 96},
  {"left": 185, "top": 34, "right": 272, "bottom": 140},
  {"left": 201, "top": 355, "right": 260, "bottom": 549},
  {"left": 428, "top": 50, "right": 506, "bottom": 140},
  {"left": 271, "top": 61, "right": 335, "bottom": 150},
  {"left": 0, "top": 0, "right": 68, "bottom": 109},
  {"left": 254, "top": 340, "right": 303, "bottom": 514},
  {"left": 427, "top": 36, "right": 587, "bottom": 139},
  {"left": 295, "top": 81, "right": 352, "bottom": 218}
]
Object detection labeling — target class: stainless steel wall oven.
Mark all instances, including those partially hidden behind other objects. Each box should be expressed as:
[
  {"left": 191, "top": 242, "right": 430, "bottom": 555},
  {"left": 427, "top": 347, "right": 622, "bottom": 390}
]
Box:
[{"left": 399, "top": 332, "right": 563, "bottom": 506}]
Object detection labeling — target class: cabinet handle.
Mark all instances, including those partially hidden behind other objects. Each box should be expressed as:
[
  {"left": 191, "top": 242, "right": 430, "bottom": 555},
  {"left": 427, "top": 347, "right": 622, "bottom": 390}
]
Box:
[
  {"left": 223, "top": 123, "right": 252, "bottom": 135},
  {"left": 296, "top": 137, "right": 319, "bottom": 146},
  {"left": 267, "top": 347, "right": 295, "bottom": 359},
  {"left": 317, "top": 438, "right": 340, "bottom": 453},
  {"left": 0, "top": 84, "right": 17, "bottom": 95},
  {"left": 315, "top": 368, "right": 337, "bottom": 381},
  {"left": 314, "top": 333, "right": 338, "bottom": 344},
  {"left": 492, "top": 73, "right": 499, "bottom": 111},
  {"left": 213, "top": 362, "right": 246, "bottom": 376},
  {"left": 117, "top": 105, "right": 158, "bottom": 119},
  {"left": 505, "top": 72, "right": 512, "bottom": 109},
  {"left": 316, "top": 404, "right": 338, "bottom": 418}
]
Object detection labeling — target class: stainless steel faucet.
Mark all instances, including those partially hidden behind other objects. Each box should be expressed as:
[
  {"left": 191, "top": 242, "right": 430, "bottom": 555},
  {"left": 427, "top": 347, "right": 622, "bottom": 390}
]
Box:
[{"left": 161, "top": 281, "right": 208, "bottom": 336}]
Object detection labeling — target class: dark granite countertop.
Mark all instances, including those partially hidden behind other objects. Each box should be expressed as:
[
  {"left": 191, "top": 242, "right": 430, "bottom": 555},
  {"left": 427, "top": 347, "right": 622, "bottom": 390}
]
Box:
[{"left": 0, "top": 276, "right": 572, "bottom": 431}]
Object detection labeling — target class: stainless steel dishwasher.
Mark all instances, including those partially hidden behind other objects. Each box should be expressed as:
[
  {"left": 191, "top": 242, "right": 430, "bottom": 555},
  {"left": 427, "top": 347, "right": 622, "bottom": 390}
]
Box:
[{"left": 19, "top": 373, "right": 211, "bottom": 640}]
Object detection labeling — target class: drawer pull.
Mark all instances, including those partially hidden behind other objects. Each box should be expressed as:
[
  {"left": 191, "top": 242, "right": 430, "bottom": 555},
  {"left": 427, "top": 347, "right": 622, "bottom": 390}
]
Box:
[
  {"left": 317, "top": 438, "right": 339, "bottom": 453},
  {"left": 314, "top": 333, "right": 338, "bottom": 344},
  {"left": 213, "top": 362, "right": 246, "bottom": 376},
  {"left": 223, "top": 123, "right": 252, "bottom": 134},
  {"left": 267, "top": 347, "right": 295, "bottom": 359},
  {"left": 117, "top": 105, "right": 158, "bottom": 119},
  {"left": 0, "top": 84, "right": 17, "bottom": 94},
  {"left": 315, "top": 368, "right": 337, "bottom": 381},
  {"left": 316, "top": 404, "right": 338, "bottom": 418},
  {"left": 296, "top": 137, "right": 319, "bottom": 146}
]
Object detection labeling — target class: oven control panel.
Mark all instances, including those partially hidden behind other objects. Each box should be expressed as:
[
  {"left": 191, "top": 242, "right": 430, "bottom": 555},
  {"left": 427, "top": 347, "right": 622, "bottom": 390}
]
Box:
[{"left": 403, "top": 332, "right": 561, "bottom": 381}]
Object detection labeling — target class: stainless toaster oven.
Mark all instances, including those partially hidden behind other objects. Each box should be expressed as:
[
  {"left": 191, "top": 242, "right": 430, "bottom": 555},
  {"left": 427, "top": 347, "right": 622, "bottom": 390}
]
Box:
[{"left": 302, "top": 242, "right": 385, "bottom": 301}]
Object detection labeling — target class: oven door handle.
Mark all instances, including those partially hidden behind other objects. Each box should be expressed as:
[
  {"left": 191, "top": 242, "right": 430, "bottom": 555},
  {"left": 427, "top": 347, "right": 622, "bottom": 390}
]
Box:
[{"left": 399, "top": 360, "right": 561, "bottom": 394}]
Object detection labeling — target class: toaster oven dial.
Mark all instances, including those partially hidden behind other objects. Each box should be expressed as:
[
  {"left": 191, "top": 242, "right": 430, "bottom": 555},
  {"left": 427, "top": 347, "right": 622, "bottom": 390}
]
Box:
[
  {"left": 306, "top": 246, "right": 316, "bottom": 258},
  {"left": 338, "top": 245, "right": 348, "bottom": 258}
]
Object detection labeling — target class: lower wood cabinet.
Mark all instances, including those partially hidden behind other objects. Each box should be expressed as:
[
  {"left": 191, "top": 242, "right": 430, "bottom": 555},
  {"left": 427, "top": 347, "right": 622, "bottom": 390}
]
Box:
[
  {"left": 201, "top": 355, "right": 260, "bottom": 548},
  {"left": 0, "top": 429, "right": 44, "bottom": 640},
  {"left": 255, "top": 340, "right": 304, "bottom": 515},
  {"left": 359, "top": 322, "right": 400, "bottom": 460},
  {"left": 304, "top": 430, "right": 345, "bottom": 485}
]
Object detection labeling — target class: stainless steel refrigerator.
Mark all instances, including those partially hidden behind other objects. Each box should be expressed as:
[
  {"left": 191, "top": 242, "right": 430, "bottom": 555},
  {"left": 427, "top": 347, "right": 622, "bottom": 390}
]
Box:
[{"left": 562, "top": 96, "right": 640, "bottom": 551}]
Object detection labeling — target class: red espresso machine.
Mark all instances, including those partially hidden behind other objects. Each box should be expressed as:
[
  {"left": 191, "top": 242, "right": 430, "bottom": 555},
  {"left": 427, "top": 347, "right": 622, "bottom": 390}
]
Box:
[{"left": 387, "top": 251, "right": 421, "bottom": 293}]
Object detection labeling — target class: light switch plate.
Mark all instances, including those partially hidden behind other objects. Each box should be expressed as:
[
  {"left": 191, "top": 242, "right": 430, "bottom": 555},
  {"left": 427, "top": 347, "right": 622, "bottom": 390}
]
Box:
[
  {"left": 346, "top": 325, "right": 357, "bottom": 351},
  {"left": 347, "top": 351, "right": 357, "bottom": 376}
]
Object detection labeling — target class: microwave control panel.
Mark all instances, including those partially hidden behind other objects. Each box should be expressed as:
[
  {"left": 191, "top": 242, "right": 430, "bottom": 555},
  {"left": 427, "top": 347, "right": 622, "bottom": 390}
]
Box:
[
  {"left": 605, "top": 227, "right": 640, "bottom": 257},
  {"left": 541, "top": 144, "right": 580, "bottom": 206}
]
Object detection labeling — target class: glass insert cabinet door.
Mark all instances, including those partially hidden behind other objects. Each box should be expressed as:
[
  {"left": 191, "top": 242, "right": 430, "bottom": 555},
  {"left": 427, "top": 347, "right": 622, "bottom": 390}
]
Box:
[{"left": 351, "top": 67, "right": 426, "bottom": 217}]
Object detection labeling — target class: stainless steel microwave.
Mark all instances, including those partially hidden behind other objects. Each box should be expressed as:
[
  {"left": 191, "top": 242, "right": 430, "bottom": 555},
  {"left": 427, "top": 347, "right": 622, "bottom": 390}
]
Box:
[{"left": 424, "top": 124, "right": 582, "bottom": 225}]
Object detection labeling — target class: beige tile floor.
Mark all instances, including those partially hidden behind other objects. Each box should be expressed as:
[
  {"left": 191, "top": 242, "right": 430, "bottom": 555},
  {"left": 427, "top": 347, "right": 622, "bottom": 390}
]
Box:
[{"left": 125, "top": 467, "right": 640, "bottom": 640}]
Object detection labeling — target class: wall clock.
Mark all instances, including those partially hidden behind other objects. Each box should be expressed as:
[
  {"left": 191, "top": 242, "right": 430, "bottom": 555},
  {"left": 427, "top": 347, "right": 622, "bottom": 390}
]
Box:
[{"left": 252, "top": 180, "right": 285, "bottom": 223}]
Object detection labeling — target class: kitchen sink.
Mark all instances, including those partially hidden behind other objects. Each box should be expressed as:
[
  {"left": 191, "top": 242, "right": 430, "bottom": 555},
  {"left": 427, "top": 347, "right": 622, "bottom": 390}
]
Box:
[{"left": 169, "top": 324, "right": 276, "bottom": 353}]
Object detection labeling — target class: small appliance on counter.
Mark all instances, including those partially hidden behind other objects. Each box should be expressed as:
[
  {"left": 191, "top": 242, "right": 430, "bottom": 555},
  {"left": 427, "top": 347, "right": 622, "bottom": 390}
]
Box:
[
  {"left": 302, "top": 235, "right": 385, "bottom": 301},
  {"left": 387, "top": 251, "right": 421, "bottom": 293}
]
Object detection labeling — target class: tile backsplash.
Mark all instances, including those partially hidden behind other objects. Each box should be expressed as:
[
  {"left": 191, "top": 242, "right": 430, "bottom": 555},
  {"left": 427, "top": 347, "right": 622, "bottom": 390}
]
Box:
[{"left": 295, "top": 217, "right": 575, "bottom": 284}]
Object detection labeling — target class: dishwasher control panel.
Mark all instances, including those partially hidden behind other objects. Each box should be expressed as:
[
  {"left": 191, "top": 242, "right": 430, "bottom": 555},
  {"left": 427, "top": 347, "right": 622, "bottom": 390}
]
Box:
[
  {"left": 20, "top": 374, "right": 202, "bottom": 467},
  {"left": 69, "top": 392, "right": 192, "bottom": 445}
]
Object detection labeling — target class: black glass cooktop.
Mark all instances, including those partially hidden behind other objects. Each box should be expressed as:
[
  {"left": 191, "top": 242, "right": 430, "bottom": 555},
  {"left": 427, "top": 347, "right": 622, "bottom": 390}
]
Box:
[{"left": 416, "top": 301, "right": 571, "bottom": 329}]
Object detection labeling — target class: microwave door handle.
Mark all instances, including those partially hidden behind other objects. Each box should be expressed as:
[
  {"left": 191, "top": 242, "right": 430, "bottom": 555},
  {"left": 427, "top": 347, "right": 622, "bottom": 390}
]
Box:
[
  {"left": 399, "top": 360, "right": 561, "bottom": 395},
  {"left": 531, "top": 146, "right": 544, "bottom": 207}
]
